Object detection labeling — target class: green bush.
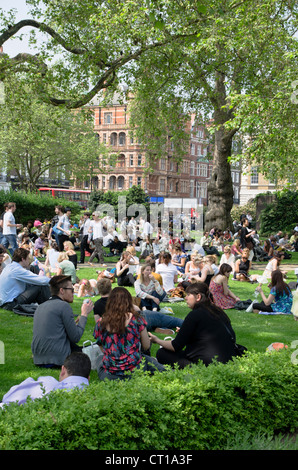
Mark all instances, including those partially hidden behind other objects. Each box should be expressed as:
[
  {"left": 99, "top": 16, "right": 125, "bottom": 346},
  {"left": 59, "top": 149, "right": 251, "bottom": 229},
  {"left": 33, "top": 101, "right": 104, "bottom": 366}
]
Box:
[
  {"left": 231, "top": 200, "right": 256, "bottom": 224},
  {"left": 0, "top": 189, "right": 81, "bottom": 225},
  {"left": 259, "top": 190, "right": 298, "bottom": 234},
  {"left": 0, "top": 349, "right": 297, "bottom": 450}
]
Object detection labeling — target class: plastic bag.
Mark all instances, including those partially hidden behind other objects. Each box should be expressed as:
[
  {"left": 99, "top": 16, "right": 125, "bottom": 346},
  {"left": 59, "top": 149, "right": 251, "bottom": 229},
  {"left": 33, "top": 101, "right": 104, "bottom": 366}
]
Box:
[{"left": 291, "top": 289, "right": 298, "bottom": 320}]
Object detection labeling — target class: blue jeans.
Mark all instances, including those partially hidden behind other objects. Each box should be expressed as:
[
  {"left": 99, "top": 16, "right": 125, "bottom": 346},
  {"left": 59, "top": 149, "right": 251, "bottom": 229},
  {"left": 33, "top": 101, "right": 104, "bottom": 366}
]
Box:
[
  {"left": 140, "top": 289, "right": 167, "bottom": 311},
  {"left": 2, "top": 234, "right": 18, "bottom": 255},
  {"left": 142, "top": 310, "right": 183, "bottom": 332}
]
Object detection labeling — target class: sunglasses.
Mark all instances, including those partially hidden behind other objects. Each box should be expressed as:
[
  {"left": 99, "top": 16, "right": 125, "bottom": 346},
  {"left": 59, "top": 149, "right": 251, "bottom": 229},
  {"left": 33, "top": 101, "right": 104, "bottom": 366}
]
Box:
[{"left": 63, "top": 287, "right": 74, "bottom": 293}]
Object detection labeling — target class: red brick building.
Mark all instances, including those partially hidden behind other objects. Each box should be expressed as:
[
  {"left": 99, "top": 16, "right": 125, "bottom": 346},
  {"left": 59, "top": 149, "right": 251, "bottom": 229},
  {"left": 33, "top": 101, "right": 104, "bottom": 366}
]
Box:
[{"left": 77, "top": 93, "right": 215, "bottom": 205}]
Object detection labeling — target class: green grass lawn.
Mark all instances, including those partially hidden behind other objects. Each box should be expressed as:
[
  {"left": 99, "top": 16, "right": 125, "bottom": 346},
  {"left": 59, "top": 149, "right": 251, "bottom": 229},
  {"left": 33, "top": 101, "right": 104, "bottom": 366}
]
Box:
[{"left": 0, "top": 251, "right": 297, "bottom": 400}]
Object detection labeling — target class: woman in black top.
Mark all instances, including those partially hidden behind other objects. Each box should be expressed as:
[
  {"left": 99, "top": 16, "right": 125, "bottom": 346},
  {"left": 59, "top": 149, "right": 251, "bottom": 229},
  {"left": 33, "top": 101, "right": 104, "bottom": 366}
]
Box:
[
  {"left": 149, "top": 282, "right": 239, "bottom": 369},
  {"left": 233, "top": 248, "right": 251, "bottom": 281},
  {"left": 240, "top": 217, "right": 256, "bottom": 250}
]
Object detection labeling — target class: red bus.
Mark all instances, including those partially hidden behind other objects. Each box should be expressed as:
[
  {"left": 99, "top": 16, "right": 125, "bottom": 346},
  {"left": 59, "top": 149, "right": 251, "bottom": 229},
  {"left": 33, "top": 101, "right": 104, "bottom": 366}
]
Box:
[{"left": 38, "top": 187, "right": 91, "bottom": 208}]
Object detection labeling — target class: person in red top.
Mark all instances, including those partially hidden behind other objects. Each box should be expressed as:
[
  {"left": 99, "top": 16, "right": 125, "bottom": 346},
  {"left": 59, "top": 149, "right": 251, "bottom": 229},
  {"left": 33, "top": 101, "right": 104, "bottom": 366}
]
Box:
[{"left": 94, "top": 287, "right": 165, "bottom": 380}]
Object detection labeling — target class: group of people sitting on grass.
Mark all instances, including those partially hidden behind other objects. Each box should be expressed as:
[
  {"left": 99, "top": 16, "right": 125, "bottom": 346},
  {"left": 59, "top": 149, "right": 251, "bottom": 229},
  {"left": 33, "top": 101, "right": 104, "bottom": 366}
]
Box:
[{"left": 0, "top": 209, "right": 297, "bottom": 405}]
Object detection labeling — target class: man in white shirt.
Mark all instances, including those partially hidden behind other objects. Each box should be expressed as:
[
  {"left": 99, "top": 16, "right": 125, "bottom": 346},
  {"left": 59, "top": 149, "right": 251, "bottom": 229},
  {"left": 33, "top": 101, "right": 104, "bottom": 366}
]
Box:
[
  {"left": 0, "top": 352, "right": 91, "bottom": 408},
  {"left": 79, "top": 212, "right": 91, "bottom": 263},
  {"left": 2, "top": 202, "right": 22, "bottom": 255},
  {"left": 88, "top": 211, "right": 106, "bottom": 265},
  {"left": 0, "top": 247, "right": 51, "bottom": 310},
  {"left": 142, "top": 220, "right": 154, "bottom": 240}
]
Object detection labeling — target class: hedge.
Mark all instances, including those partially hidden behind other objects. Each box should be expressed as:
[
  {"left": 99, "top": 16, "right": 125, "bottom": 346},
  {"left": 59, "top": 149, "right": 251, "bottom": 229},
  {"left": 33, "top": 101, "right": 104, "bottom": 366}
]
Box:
[
  {"left": 259, "top": 190, "right": 298, "bottom": 234},
  {"left": 0, "top": 189, "right": 81, "bottom": 225},
  {"left": 0, "top": 349, "right": 297, "bottom": 450}
]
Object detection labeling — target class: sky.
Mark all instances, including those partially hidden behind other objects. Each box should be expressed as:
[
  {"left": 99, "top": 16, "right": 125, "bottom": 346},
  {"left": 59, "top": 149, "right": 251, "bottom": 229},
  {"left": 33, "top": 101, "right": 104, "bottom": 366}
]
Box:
[{"left": 1, "top": 0, "right": 46, "bottom": 56}]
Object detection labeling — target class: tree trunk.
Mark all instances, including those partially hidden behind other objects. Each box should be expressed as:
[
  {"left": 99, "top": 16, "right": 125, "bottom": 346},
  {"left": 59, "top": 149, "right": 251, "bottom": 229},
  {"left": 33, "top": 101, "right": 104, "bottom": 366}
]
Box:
[
  {"left": 204, "top": 125, "right": 234, "bottom": 231},
  {"left": 204, "top": 72, "right": 236, "bottom": 232}
]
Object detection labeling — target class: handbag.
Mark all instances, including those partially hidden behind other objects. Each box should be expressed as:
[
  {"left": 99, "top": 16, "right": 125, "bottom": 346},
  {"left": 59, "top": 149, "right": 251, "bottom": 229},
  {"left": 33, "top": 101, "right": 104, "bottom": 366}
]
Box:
[
  {"left": 52, "top": 223, "right": 63, "bottom": 236},
  {"left": 221, "top": 320, "right": 247, "bottom": 357},
  {"left": 82, "top": 340, "right": 103, "bottom": 370}
]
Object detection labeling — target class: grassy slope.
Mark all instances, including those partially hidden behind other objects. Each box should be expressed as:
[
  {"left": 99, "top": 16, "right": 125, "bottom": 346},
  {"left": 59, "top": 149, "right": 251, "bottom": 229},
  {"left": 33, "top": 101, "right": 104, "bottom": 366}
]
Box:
[{"left": 0, "top": 252, "right": 297, "bottom": 400}]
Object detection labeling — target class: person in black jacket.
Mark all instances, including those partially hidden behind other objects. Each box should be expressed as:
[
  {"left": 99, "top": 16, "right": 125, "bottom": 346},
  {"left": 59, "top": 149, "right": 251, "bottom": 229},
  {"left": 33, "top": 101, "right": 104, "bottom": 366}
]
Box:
[{"left": 149, "top": 282, "right": 240, "bottom": 369}]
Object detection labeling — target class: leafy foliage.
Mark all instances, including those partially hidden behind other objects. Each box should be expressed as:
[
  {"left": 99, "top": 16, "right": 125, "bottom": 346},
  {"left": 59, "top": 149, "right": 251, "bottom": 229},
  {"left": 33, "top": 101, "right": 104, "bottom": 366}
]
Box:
[
  {"left": 88, "top": 185, "right": 150, "bottom": 218},
  {"left": 0, "top": 78, "right": 107, "bottom": 191},
  {"left": 259, "top": 190, "right": 298, "bottom": 234},
  {"left": 0, "top": 350, "right": 297, "bottom": 450},
  {"left": 0, "top": 189, "right": 81, "bottom": 225}
]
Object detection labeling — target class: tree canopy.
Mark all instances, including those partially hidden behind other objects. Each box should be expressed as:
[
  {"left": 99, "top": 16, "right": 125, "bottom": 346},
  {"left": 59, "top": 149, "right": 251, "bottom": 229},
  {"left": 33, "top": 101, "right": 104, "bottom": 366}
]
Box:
[
  {"left": 0, "top": 1, "right": 297, "bottom": 228},
  {"left": 0, "top": 77, "right": 108, "bottom": 191}
]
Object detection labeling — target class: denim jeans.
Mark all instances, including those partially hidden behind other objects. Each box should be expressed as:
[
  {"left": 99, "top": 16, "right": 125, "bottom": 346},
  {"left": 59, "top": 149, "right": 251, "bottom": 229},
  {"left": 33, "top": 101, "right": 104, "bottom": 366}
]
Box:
[
  {"left": 140, "top": 289, "right": 167, "bottom": 311},
  {"left": 2, "top": 234, "right": 18, "bottom": 255},
  {"left": 142, "top": 310, "right": 183, "bottom": 332}
]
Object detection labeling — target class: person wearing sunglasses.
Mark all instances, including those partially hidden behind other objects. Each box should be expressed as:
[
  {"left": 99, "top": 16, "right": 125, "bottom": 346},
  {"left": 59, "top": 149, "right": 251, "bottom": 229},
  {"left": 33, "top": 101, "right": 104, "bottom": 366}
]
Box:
[
  {"left": 32, "top": 275, "right": 94, "bottom": 368},
  {"left": 233, "top": 248, "right": 252, "bottom": 281}
]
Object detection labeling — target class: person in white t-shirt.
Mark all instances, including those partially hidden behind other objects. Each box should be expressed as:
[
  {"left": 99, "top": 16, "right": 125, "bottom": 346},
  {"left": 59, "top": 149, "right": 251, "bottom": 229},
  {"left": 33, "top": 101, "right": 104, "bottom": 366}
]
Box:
[
  {"left": 155, "top": 252, "right": 178, "bottom": 293},
  {"left": 88, "top": 211, "right": 106, "bottom": 266},
  {"left": 79, "top": 212, "right": 92, "bottom": 263},
  {"left": 142, "top": 220, "right": 154, "bottom": 240},
  {"left": 2, "top": 202, "right": 22, "bottom": 255}
]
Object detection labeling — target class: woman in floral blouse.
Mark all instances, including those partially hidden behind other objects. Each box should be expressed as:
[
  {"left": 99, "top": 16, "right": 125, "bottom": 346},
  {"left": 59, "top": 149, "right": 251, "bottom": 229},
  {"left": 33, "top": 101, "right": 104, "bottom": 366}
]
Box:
[{"left": 94, "top": 287, "right": 165, "bottom": 380}]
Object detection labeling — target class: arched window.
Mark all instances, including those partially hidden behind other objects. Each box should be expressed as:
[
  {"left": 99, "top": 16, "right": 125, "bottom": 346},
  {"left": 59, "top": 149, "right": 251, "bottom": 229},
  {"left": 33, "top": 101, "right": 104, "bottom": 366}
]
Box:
[
  {"left": 91, "top": 176, "right": 98, "bottom": 190},
  {"left": 117, "top": 154, "right": 125, "bottom": 168},
  {"left": 119, "top": 132, "right": 126, "bottom": 146},
  {"left": 118, "top": 176, "right": 125, "bottom": 190},
  {"left": 109, "top": 175, "right": 116, "bottom": 190},
  {"left": 110, "top": 132, "right": 117, "bottom": 146}
]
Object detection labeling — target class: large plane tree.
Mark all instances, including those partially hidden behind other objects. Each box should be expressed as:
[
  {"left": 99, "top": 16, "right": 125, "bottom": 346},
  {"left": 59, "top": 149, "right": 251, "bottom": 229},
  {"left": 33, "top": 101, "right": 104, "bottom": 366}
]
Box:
[{"left": 0, "top": 0, "right": 297, "bottom": 228}]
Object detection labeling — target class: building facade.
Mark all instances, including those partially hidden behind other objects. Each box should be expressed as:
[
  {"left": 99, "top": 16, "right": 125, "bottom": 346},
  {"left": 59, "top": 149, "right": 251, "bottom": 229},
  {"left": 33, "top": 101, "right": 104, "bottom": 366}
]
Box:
[{"left": 80, "top": 96, "right": 217, "bottom": 205}]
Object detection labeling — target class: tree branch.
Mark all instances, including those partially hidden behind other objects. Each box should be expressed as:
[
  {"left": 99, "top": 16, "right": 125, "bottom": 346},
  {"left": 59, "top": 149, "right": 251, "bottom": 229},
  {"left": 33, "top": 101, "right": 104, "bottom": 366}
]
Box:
[{"left": 0, "top": 19, "right": 87, "bottom": 54}]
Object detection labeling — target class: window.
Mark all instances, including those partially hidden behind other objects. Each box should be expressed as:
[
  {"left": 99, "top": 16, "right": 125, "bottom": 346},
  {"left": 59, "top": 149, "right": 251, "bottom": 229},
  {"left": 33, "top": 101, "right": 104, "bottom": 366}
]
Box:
[
  {"left": 102, "top": 133, "right": 107, "bottom": 144},
  {"left": 102, "top": 176, "right": 105, "bottom": 189},
  {"left": 251, "top": 167, "right": 259, "bottom": 185},
  {"left": 190, "top": 180, "right": 194, "bottom": 198},
  {"left": 198, "top": 164, "right": 208, "bottom": 177},
  {"left": 118, "top": 176, "right": 124, "bottom": 190},
  {"left": 137, "top": 176, "right": 142, "bottom": 186},
  {"left": 130, "top": 155, "right": 134, "bottom": 166},
  {"left": 137, "top": 155, "right": 142, "bottom": 166},
  {"left": 197, "top": 181, "right": 207, "bottom": 199},
  {"left": 160, "top": 178, "right": 165, "bottom": 192},
  {"left": 181, "top": 181, "right": 188, "bottom": 193},
  {"left": 104, "top": 112, "right": 112, "bottom": 124},
  {"left": 117, "top": 155, "right": 125, "bottom": 168},
  {"left": 233, "top": 185, "right": 239, "bottom": 200},
  {"left": 119, "top": 132, "right": 126, "bottom": 146},
  {"left": 129, "top": 176, "right": 133, "bottom": 188},
  {"left": 191, "top": 143, "right": 195, "bottom": 155},
  {"left": 190, "top": 161, "right": 195, "bottom": 175},
  {"left": 160, "top": 158, "right": 166, "bottom": 171},
  {"left": 110, "top": 133, "right": 117, "bottom": 146}
]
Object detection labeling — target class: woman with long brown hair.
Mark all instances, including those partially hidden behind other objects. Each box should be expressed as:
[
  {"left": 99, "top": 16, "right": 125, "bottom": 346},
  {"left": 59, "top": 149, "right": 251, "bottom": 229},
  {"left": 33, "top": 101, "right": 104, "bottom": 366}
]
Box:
[
  {"left": 252, "top": 270, "right": 293, "bottom": 314},
  {"left": 149, "top": 282, "right": 243, "bottom": 369},
  {"left": 94, "top": 287, "right": 165, "bottom": 380}
]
